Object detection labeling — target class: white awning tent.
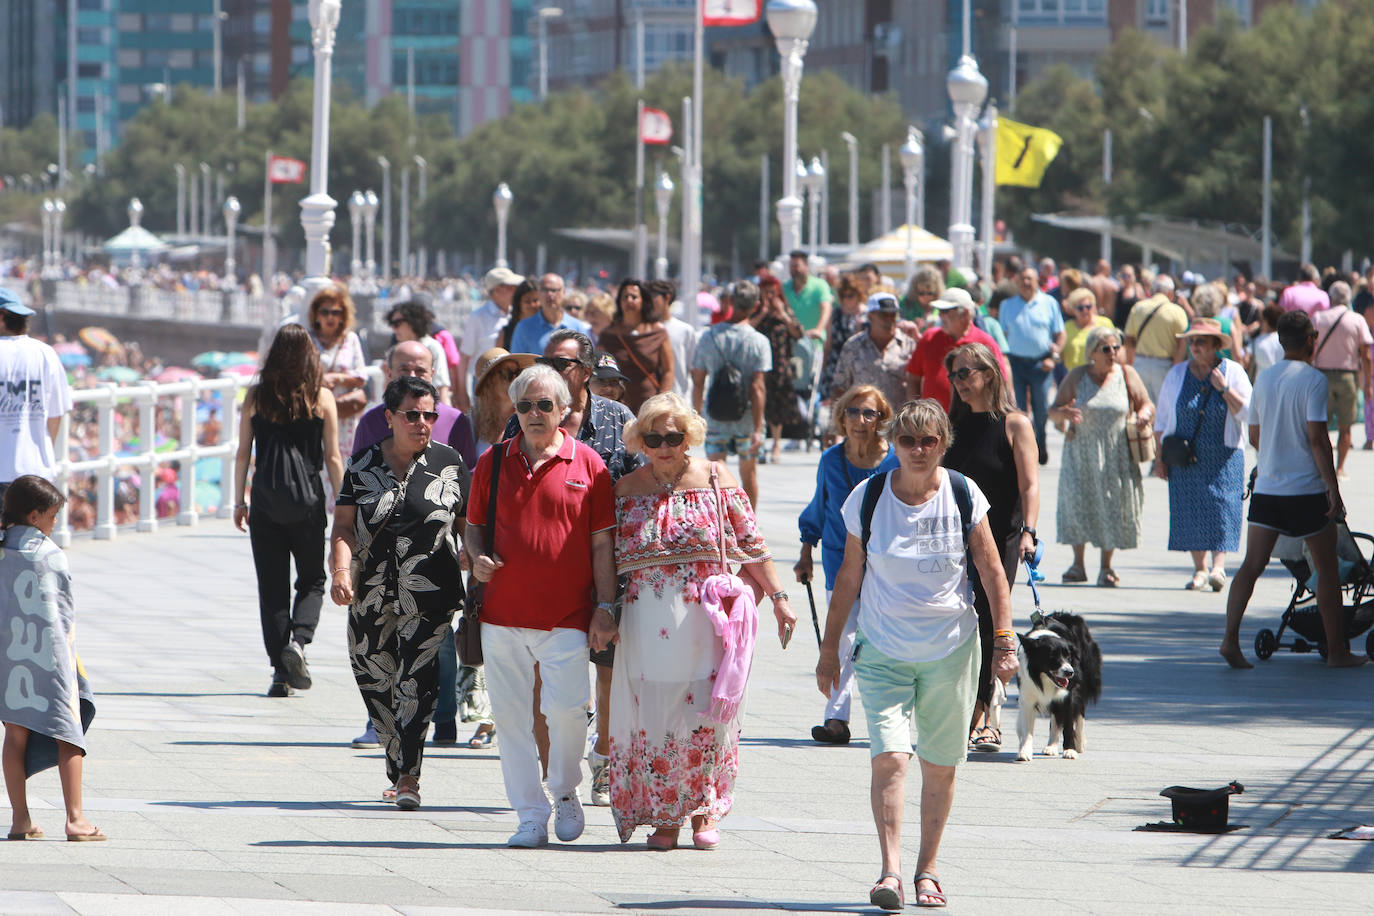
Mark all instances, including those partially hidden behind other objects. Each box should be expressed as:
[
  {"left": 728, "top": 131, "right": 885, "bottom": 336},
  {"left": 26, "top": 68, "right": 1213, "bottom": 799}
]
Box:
[
  {"left": 829, "top": 224, "right": 955, "bottom": 273},
  {"left": 102, "top": 225, "right": 170, "bottom": 262}
]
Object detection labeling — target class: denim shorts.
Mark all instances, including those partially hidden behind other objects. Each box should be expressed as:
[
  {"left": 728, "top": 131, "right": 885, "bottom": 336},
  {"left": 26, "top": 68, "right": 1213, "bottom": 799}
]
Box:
[{"left": 852, "top": 627, "right": 980, "bottom": 766}]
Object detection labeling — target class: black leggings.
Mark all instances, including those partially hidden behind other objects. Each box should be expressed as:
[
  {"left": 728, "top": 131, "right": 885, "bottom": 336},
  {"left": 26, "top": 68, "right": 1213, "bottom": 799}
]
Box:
[{"left": 248, "top": 506, "right": 325, "bottom": 675}]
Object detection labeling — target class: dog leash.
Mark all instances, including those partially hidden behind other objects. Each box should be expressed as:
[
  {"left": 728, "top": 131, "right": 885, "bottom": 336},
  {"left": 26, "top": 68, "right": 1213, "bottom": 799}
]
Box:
[{"left": 1023, "top": 539, "right": 1047, "bottom": 630}]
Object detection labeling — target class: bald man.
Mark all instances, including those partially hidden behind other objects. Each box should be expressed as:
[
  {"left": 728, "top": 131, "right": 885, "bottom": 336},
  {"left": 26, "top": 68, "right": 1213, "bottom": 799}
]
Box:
[
  {"left": 351, "top": 340, "right": 476, "bottom": 466},
  {"left": 508, "top": 272, "right": 591, "bottom": 355}
]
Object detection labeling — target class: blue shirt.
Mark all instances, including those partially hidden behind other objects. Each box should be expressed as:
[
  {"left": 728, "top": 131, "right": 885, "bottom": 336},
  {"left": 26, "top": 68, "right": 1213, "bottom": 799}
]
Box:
[
  {"left": 797, "top": 443, "right": 899, "bottom": 590},
  {"left": 999, "top": 291, "right": 1064, "bottom": 358},
  {"left": 508, "top": 310, "right": 592, "bottom": 355}
]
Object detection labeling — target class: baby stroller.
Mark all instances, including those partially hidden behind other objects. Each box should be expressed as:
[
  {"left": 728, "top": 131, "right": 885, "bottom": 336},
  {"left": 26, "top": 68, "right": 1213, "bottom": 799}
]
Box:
[
  {"left": 1253, "top": 521, "right": 1374, "bottom": 660},
  {"left": 785, "top": 337, "right": 827, "bottom": 452}
]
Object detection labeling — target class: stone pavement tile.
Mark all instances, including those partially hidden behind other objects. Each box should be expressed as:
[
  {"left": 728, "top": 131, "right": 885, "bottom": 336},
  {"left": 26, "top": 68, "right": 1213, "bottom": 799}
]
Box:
[
  {"left": 0, "top": 891, "right": 80, "bottom": 916},
  {"left": 101, "top": 868, "right": 299, "bottom": 898},
  {"left": 57, "top": 894, "right": 240, "bottom": 916},
  {"left": 0, "top": 864, "right": 134, "bottom": 895},
  {"left": 258, "top": 873, "right": 455, "bottom": 906},
  {"left": 211, "top": 850, "right": 399, "bottom": 877}
]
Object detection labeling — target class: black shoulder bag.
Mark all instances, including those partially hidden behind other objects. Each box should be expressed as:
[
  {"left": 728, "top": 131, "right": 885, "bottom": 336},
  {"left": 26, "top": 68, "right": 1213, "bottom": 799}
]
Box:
[
  {"left": 1160, "top": 380, "right": 1214, "bottom": 468},
  {"left": 457, "top": 448, "right": 502, "bottom": 666}
]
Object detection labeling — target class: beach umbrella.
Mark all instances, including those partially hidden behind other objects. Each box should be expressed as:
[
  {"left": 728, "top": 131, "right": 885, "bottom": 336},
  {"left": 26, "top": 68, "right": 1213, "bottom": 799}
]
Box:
[
  {"left": 220, "top": 363, "right": 257, "bottom": 378},
  {"left": 191, "top": 351, "right": 227, "bottom": 370},
  {"left": 193, "top": 480, "right": 222, "bottom": 514},
  {"left": 154, "top": 367, "right": 200, "bottom": 383},
  {"left": 79, "top": 326, "right": 121, "bottom": 353},
  {"left": 60, "top": 351, "right": 92, "bottom": 369},
  {"left": 220, "top": 352, "right": 258, "bottom": 368},
  {"left": 54, "top": 341, "right": 85, "bottom": 355},
  {"left": 195, "top": 457, "right": 223, "bottom": 483},
  {"left": 96, "top": 366, "right": 140, "bottom": 383}
]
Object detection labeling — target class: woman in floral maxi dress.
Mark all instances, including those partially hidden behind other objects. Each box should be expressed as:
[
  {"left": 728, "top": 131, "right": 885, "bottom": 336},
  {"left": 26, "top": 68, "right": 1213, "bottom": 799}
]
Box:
[{"left": 609, "top": 393, "right": 796, "bottom": 850}]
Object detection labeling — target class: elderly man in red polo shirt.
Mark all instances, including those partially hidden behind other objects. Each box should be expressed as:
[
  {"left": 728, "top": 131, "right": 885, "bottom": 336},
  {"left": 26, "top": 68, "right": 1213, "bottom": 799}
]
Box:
[
  {"left": 905, "top": 287, "right": 1010, "bottom": 411},
  {"left": 466, "top": 363, "right": 619, "bottom": 849}
]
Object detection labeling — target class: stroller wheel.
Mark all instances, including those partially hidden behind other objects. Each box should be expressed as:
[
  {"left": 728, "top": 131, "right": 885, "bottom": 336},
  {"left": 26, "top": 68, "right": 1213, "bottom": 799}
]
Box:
[{"left": 1254, "top": 629, "right": 1277, "bottom": 661}]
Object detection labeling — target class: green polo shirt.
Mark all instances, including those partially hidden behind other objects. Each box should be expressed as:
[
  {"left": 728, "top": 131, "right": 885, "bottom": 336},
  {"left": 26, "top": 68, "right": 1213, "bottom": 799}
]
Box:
[{"left": 784, "top": 275, "right": 834, "bottom": 333}]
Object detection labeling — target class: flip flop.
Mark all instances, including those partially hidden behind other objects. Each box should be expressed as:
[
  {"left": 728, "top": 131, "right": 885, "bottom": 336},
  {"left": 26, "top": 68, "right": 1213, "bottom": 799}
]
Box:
[
  {"left": 7, "top": 828, "right": 43, "bottom": 840},
  {"left": 969, "top": 726, "right": 1002, "bottom": 752},
  {"left": 66, "top": 828, "right": 106, "bottom": 842},
  {"left": 467, "top": 727, "right": 495, "bottom": 749},
  {"left": 869, "top": 872, "right": 904, "bottom": 912},
  {"left": 1062, "top": 564, "right": 1087, "bottom": 583},
  {"left": 914, "top": 872, "right": 946, "bottom": 908}
]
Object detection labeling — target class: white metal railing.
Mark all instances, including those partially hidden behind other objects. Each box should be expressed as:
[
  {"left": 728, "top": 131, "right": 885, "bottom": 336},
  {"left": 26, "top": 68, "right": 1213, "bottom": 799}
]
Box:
[
  {"left": 50, "top": 280, "right": 276, "bottom": 326},
  {"left": 52, "top": 366, "right": 385, "bottom": 548}
]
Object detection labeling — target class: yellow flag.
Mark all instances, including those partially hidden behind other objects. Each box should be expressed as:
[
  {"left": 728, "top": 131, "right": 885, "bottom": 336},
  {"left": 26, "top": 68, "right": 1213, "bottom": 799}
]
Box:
[{"left": 995, "top": 118, "right": 1063, "bottom": 188}]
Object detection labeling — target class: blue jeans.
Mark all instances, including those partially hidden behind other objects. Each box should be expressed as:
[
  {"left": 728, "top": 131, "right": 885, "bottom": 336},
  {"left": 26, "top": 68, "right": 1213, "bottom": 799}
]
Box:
[
  {"left": 435, "top": 623, "right": 459, "bottom": 725},
  {"left": 1008, "top": 354, "right": 1052, "bottom": 457}
]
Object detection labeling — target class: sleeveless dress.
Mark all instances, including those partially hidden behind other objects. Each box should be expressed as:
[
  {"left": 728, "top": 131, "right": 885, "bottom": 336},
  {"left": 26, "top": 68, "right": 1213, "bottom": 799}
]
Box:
[
  {"left": 945, "top": 411, "right": 1023, "bottom": 585},
  {"left": 1167, "top": 369, "right": 1243, "bottom": 552},
  {"left": 1056, "top": 367, "right": 1143, "bottom": 549},
  {"left": 609, "top": 486, "right": 770, "bottom": 842}
]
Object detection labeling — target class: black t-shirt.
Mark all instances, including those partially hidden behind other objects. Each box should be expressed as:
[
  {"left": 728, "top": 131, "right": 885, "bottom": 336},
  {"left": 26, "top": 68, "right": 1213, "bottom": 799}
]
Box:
[{"left": 1353, "top": 289, "right": 1374, "bottom": 316}]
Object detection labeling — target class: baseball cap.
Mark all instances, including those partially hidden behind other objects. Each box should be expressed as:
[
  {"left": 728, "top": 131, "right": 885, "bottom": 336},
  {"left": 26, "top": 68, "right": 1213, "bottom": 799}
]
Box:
[
  {"left": 0, "top": 287, "right": 35, "bottom": 316},
  {"left": 483, "top": 266, "right": 524, "bottom": 292},
  {"left": 932, "top": 288, "right": 975, "bottom": 311},
  {"left": 591, "top": 351, "right": 628, "bottom": 381},
  {"left": 866, "top": 292, "right": 900, "bottom": 313}
]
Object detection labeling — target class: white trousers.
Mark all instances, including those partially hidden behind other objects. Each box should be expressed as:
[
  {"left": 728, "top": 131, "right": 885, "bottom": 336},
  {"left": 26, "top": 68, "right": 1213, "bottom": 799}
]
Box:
[
  {"left": 823, "top": 590, "right": 861, "bottom": 722},
  {"left": 482, "top": 625, "right": 590, "bottom": 824},
  {"left": 1133, "top": 355, "right": 1172, "bottom": 406}
]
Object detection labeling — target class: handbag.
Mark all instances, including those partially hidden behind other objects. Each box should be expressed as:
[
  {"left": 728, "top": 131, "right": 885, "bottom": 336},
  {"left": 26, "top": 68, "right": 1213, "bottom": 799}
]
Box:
[
  {"left": 1160, "top": 380, "right": 1214, "bottom": 468},
  {"left": 458, "top": 447, "right": 503, "bottom": 666},
  {"left": 349, "top": 453, "right": 420, "bottom": 596},
  {"left": 1125, "top": 416, "right": 1156, "bottom": 464}
]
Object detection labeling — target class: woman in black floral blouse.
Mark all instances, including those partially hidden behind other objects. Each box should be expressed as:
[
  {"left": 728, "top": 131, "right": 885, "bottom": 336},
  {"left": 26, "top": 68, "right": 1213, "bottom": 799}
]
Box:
[{"left": 329, "top": 376, "right": 469, "bottom": 810}]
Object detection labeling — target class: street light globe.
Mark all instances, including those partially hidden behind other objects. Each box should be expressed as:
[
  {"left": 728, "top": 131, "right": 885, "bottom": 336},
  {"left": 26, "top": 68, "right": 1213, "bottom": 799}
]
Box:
[
  {"left": 947, "top": 55, "right": 988, "bottom": 108},
  {"left": 54, "top": 199, "right": 66, "bottom": 216},
  {"left": 128, "top": 197, "right": 144, "bottom": 227},
  {"left": 807, "top": 156, "right": 825, "bottom": 188},
  {"left": 493, "top": 182, "right": 513, "bottom": 218},
  {"left": 795, "top": 157, "right": 809, "bottom": 190},
  {"left": 223, "top": 196, "right": 241, "bottom": 223},
  {"left": 899, "top": 127, "right": 924, "bottom": 170},
  {"left": 42, "top": 198, "right": 56, "bottom": 215},
  {"left": 654, "top": 172, "right": 674, "bottom": 211},
  {"left": 364, "top": 189, "right": 378, "bottom": 214},
  {"left": 349, "top": 190, "right": 365, "bottom": 219},
  {"left": 765, "top": 0, "right": 818, "bottom": 41}
]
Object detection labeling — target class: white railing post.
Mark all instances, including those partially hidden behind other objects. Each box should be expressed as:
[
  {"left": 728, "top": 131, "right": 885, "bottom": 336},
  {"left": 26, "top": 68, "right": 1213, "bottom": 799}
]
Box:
[
  {"left": 93, "top": 388, "right": 116, "bottom": 540},
  {"left": 177, "top": 380, "right": 200, "bottom": 527},
  {"left": 53, "top": 414, "right": 73, "bottom": 549},
  {"left": 218, "top": 391, "right": 238, "bottom": 519},
  {"left": 137, "top": 385, "right": 158, "bottom": 532}
]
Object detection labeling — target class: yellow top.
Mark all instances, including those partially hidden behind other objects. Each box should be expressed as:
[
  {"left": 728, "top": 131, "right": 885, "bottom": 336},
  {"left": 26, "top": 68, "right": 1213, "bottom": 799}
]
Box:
[
  {"left": 1063, "top": 315, "right": 1116, "bottom": 369},
  {"left": 1124, "top": 295, "right": 1189, "bottom": 360}
]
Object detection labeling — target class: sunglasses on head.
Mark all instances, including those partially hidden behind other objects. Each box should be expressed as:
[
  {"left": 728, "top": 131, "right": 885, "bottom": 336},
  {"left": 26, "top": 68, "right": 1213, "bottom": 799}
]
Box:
[
  {"left": 844, "top": 406, "right": 880, "bottom": 421},
  {"left": 516, "top": 398, "right": 557, "bottom": 415},
  {"left": 536, "top": 356, "right": 586, "bottom": 372},
  {"left": 896, "top": 433, "right": 941, "bottom": 450},
  {"left": 947, "top": 366, "right": 979, "bottom": 382},
  {"left": 397, "top": 409, "right": 438, "bottom": 424},
  {"left": 642, "top": 432, "right": 685, "bottom": 448}
]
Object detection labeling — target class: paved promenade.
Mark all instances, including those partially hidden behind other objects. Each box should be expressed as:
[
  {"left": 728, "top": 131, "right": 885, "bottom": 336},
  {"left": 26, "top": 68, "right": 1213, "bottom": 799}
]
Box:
[{"left": 6, "top": 431, "right": 1374, "bottom": 915}]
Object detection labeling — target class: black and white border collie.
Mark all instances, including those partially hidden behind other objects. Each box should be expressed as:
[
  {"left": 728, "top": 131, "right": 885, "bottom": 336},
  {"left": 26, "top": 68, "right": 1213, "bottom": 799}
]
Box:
[{"left": 1014, "top": 612, "right": 1102, "bottom": 762}]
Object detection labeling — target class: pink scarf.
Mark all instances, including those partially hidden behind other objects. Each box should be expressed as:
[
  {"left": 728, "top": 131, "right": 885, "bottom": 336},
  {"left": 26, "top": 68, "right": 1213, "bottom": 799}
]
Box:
[{"left": 699, "top": 572, "right": 758, "bottom": 725}]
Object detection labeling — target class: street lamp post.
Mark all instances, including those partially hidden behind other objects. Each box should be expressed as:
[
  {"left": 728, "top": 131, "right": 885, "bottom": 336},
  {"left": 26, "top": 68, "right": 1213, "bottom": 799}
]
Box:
[
  {"left": 977, "top": 105, "right": 998, "bottom": 278},
  {"left": 414, "top": 155, "right": 427, "bottom": 279},
  {"left": 840, "top": 131, "right": 859, "bottom": 247},
  {"left": 348, "top": 190, "right": 365, "bottom": 283},
  {"left": 654, "top": 171, "right": 673, "bottom": 281},
  {"left": 538, "top": 7, "right": 564, "bottom": 101},
  {"left": 899, "top": 126, "right": 924, "bottom": 280},
  {"left": 200, "top": 161, "right": 211, "bottom": 237},
  {"left": 399, "top": 167, "right": 410, "bottom": 277},
  {"left": 222, "top": 195, "right": 240, "bottom": 287},
  {"left": 377, "top": 156, "right": 391, "bottom": 282},
  {"left": 174, "top": 163, "right": 186, "bottom": 237},
  {"left": 493, "top": 182, "right": 513, "bottom": 269},
  {"left": 300, "top": 0, "right": 342, "bottom": 295},
  {"left": 53, "top": 199, "right": 66, "bottom": 270},
  {"left": 127, "top": 198, "right": 145, "bottom": 272},
  {"left": 363, "top": 190, "right": 378, "bottom": 286},
  {"left": 766, "top": 0, "right": 818, "bottom": 258},
  {"left": 946, "top": 54, "right": 988, "bottom": 273},
  {"left": 41, "top": 199, "right": 55, "bottom": 275},
  {"left": 804, "top": 156, "right": 825, "bottom": 259},
  {"left": 188, "top": 171, "right": 199, "bottom": 241}
]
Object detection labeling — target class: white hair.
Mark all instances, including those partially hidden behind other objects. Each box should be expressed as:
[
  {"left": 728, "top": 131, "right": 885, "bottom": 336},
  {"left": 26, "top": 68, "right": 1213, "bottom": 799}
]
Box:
[
  {"left": 1153, "top": 274, "right": 1176, "bottom": 295},
  {"left": 509, "top": 363, "right": 572, "bottom": 408}
]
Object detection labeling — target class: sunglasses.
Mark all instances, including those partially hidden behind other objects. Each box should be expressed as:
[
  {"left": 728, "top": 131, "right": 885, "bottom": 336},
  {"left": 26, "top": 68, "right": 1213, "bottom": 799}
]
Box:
[
  {"left": 318, "top": 308, "right": 344, "bottom": 317},
  {"left": 516, "top": 398, "right": 557, "bottom": 415},
  {"left": 642, "top": 432, "right": 685, "bottom": 448},
  {"left": 1074, "top": 305, "right": 1095, "bottom": 312},
  {"left": 896, "top": 434, "right": 941, "bottom": 450},
  {"left": 536, "top": 356, "right": 587, "bottom": 372},
  {"left": 947, "top": 367, "right": 979, "bottom": 382},
  {"left": 1100, "top": 344, "right": 1123, "bottom": 353},
  {"left": 844, "top": 406, "right": 880, "bottom": 421},
  {"left": 387, "top": 318, "right": 405, "bottom": 328},
  {"left": 397, "top": 409, "right": 438, "bottom": 424}
]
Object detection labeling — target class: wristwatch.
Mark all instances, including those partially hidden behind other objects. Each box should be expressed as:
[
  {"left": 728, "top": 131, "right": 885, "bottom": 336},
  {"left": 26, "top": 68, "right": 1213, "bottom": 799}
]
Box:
[
  {"left": 596, "top": 601, "right": 615, "bottom": 612},
  {"left": 1020, "top": 526, "right": 1037, "bottom": 540}
]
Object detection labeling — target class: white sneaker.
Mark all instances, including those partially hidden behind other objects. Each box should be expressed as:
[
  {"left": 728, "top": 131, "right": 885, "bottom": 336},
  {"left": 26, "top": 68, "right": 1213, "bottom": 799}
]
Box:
[
  {"left": 553, "top": 792, "right": 585, "bottom": 842},
  {"left": 351, "top": 722, "right": 379, "bottom": 749},
  {"left": 587, "top": 750, "right": 611, "bottom": 807},
  {"left": 507, "top": 820, "right": 549, "bottom": 848}
]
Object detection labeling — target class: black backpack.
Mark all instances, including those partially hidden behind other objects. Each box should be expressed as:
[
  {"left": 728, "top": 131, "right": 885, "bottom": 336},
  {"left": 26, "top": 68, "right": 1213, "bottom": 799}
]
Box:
[
  {"left": 704, "top": 331, "right": 750, "bottom": 423},
  {"left": 859, "top": 468, "right": 978, "bottom": 602}
]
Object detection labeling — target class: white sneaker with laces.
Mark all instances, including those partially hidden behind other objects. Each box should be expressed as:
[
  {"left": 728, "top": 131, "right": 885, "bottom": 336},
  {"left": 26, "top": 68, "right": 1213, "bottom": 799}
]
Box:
[
  {"left": 507, "top": 820, "right": 549, "bottom": 848},
  {"left": 553, "top": 793, "right": 585, "bottom": 842},
  {"left": 587, "top": 750, "right": 611, "bottom": 807}
]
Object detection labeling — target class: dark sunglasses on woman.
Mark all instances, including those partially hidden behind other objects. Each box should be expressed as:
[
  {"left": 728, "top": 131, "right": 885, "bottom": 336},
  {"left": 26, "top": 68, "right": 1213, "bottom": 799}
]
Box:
[
  {"left": 947, "top": 367, "right": 979, "bottom": 382},
  {"left": 642, "top": 432, "right": 685, "bottom": 448},
  {"left": 516, "top": 398, "right": 557, "bottom": 414},
  {"left": 844, "top": 406, "right": 881, "bottom": 421},
  {"left": 896, "top": 434, "right": 940, "bottom": 450}
]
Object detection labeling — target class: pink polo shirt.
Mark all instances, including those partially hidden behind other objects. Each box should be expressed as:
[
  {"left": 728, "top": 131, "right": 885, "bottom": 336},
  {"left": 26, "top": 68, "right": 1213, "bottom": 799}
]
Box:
[{"left": 1278, "top": 281, "right": 1329, "bottom": 316}]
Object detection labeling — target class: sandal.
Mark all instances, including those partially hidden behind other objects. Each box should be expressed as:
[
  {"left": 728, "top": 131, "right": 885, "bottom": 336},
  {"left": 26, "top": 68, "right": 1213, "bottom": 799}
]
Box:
[
  {"left": 1097, "top": 569, "right": 1119, "bottom": 588},
  {"left": 1208, "top": 570, "right": 1227, "bottom": 592},
  {"left": 969, "top": 726, "right": 1002, "bottom": 752},
  {"left": 869, "top": 872, "right": 904, "bottom": 912},
  {"left": 1186, "top": 570, "right": 1209, "bottom": 590},
  {"left": 914, "top": 872, "right": 947, "bottom": 908},
  {"left": 467, "top": 725, "right": 495, "bottom": 749},
  {"left": 381, "top": 784, "right": 398, "bottom": 802},
  {"left": 1062, "top": 564, "right": 1087, "bottom": 583},
  {"left": 395, "top": 777, "right": 421, "bottom": 811}
]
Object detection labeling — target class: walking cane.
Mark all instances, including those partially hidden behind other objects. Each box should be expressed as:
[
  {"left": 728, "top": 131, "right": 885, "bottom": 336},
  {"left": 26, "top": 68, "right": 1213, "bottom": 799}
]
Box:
[{"left": 802, "top": 575, "right": 822, "bottom": 648}]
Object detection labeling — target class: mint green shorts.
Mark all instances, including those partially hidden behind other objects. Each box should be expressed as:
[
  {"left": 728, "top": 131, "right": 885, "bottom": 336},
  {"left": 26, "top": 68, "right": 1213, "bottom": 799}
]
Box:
[{"left": 852, "top": 627, "right": 980, "bottom": 766}]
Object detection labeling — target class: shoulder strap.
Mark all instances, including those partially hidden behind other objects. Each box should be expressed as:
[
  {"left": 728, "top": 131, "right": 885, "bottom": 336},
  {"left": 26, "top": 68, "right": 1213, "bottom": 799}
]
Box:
[
  {"left": 484, "top": 446, "right": 503, "bottom": 555},
  {"left": 1313, "top": 307, "right": 1350, "bottom": 361},
  {"left": 946, "top": 469, "right": 974, "bottom": 548},
  {"left": 1135, "top": 301, "right": 1167, "bottom": 341},
  {"left": 709, "top": 461, "right": 727, "bottom": 569},
  {"left": 859, "top": 470, "right": 889, "bottom": 564},
  {"left": 355, "top": 452, "right": 421, "bottom": 569}
]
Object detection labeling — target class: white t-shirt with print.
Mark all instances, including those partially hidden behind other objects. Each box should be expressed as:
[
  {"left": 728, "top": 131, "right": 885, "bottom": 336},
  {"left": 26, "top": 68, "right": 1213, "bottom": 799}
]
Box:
[
  {"left": 841, "top": 468, "right": 988, "bottom": 664},
  {"left": 0, "top": 335, "right": 72, "bottom": 483}
]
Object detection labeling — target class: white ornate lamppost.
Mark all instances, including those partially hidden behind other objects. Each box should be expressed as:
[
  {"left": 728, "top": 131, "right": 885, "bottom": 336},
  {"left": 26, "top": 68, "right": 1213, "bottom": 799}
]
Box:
[
  {"left": 53, "top": 199, "right": 66, "bottom": 270},
  {"left": 363, "top": 190, "right": 378, "bottom": 287},
  {"left": 414, "top": 155, "right": 427, "bottom": 279},
  {"left": 300, "top": 0, "right": 341, "bottom": 298},
  {"left": 493, "top": 182, "right": 513, "bottom": 269},
  {"left": 41, "top": 198, "right": 55, "bottom": 276},
  {"left": 899, "top": 126, "right": 924, "bottom": 280},
  {"left": 377, "top": 156, "right": 391, "bottom": 282},
  {"left": 946, "top": 54, "right": 988, "bottom": 273},
  {"left": 804, "top": 156, "right": 825, "bottom": 258},
  {"left": 840, "top": 131, "right": 859, "bottom": 247},
  {"left": 766, "top": 0, "right": 818, "bottom": 258},
  {"left": 127, "top": 198, "right": 145, "bottom": 272},
  {"left": 654, "top": 171, "right": 673, "bottom": 281},
  {"left": 348, "top": 190, "right": 364, "bottom": 284},
  {"left": 222, "top": 195, "right": 240, "bottom": 287}
]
